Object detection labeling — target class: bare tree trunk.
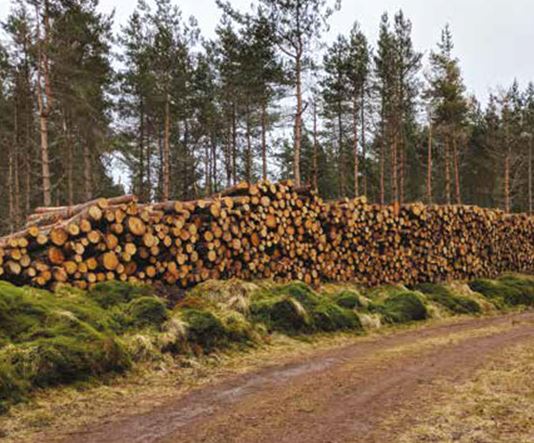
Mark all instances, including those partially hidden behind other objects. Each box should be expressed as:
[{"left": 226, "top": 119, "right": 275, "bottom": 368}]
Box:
[
  {"left": 444, "top": 136, "right": 451, "bottom": 205},
  {"left": 399, "top": 131, "right": 405, "bottom": 204},
  {"left": 453, "top": 134, "right": 461, "bottom": 204},
  {"left": 380, "top": 135, "right": 385, "bottom": 205},
  {"left": 211, "top": 134, "right": 217, "bottom": 193},
  {"left": 294, "top": 51, "right": 303, "bottom": 186},
  {"left": 392, "top": 133, "right": 398, "bottom": 204},
  {"left": 353, "top": 99, "right": 359, "bottom": 197},
  {"left": 162, "top": 94, "right": 171, "bottom": 200},
  {"left": 361, "top": 89, "right": 367, "bottom": 196},
  {"left": 62, "top": 115, "right": 74, "bottom": 205},
  {"left": 338, "top": 108, "right": 345, "bottom": 197},
  {"left": 232, "top": 103, "right": 237, "bottom": 185},
  {"left": 35, "top": 0, "right": 52, "bottom": 207},
  {"left": 504, "top": 153, "right": 511, "bottom": 213},
  {"left": 139, "top": 101, "right": 145, "bottom": 201},
  {"left": 83, "top": 143, "right": 93, "bottom": 202},
  {"left": 225, "top": 123, "right": 232, "bottom": 187},
  {"left": 8, "top": 146, "right": 14, "bottom": 233},
  {"left": 529, "top": 136, "right": 532, "bottom": 214},
  {"left": 245, "top": 106, "right": 253, "bottom": 183},
  {"left": 312, "top": 100, "right": 318, "bottom": 192},
  {"left": 261, "top": 102, "right": 267, "bottom": 181},
  {"left": 426, "top": 121, "right": 432, "bottom": 204},
  {"left": 204, "top": 144, "right": 211, "bottom": 195}
]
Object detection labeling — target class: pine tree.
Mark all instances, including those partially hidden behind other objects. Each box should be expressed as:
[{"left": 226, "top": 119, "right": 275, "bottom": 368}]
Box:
[{"left": 427, "top": 25, "right": 468, "bottom": 204}]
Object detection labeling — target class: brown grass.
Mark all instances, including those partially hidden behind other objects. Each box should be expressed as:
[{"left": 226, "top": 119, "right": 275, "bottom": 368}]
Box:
[{"left": 398, "top": 340, "right": 534, "bottom": 443}]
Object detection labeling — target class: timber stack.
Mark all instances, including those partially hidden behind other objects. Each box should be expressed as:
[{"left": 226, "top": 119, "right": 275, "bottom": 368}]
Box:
[{"left": 0, "top": 180, "right": 533, "bottom": 290}]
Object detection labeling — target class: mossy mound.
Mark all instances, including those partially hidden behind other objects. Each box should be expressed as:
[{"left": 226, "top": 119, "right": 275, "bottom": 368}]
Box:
[
  {"left": 372, "top": 291, "right": 429, "bottom": 324},
  {"left": 469, "top": 277, "right": 534, "bottom": 307},
  {"left": 250, "top": 282, "right": 362, "bottom": 334},
  {"left": 125, "top": 297, "right": 169, "bottom": 328},
  {"left": 414, "top": 283, "right": 481, "bottom": 314},
  {"left": 311, "top": 302, "right": 362, "bottom": 332},
  {"left": 0, "top": 282, "right": 131, "bottom": 413},
  {"left": 251, "top": 296, "right": 312, "bottom": 334},
  {"left": 87, "top": 281, "right": 153, "bottom": 309},
  {"left": 333, "top": 290, "right": 364, "bottom": 309}
]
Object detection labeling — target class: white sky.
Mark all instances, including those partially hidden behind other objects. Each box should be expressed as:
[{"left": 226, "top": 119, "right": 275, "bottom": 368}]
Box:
[{"left": 2, "top": 0, "right": 534, "bottom": 103}]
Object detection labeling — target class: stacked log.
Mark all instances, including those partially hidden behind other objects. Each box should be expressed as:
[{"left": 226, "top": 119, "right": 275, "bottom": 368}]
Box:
[{"left": 0, "top": 180, "right": 533, "bottom": 290}]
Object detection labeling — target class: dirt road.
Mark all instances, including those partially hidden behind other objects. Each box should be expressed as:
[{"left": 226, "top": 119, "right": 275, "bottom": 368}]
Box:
[{"left": 65, "top": 312, "right": 534, "bottom": 443}]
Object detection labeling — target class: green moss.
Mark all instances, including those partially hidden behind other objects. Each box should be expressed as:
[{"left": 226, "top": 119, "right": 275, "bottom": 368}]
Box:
[
  {"left": 469, "top": 277, "right": 534, "bottom": 307},
  {"left": 311, "top": 302, "right": 362, "bottom": 332},
  {"left": 125, "top": 297, "right": 169, "bottom": 328},
  {"left": 333, "top": 290, "right": 363, "bottom": 309},
  {"left": 250, "top": 296, "right": 311, "bottom": 334},
  {"left": 415, "top": 283, "right": 481, "bottom": 314},
  {"left": 88, "top": 281, "right": 153, "bottom": 309},
  {"left": 376, "top": 292, "right": 429, "bottom": 324},
  {"left": 180, "top": 308, "right": 228, "bottom": 352}
]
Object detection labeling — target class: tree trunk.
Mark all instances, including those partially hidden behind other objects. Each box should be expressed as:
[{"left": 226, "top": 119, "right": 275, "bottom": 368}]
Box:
[
  {"left": 361, "top": 88, "right": 367, "bottom": 196},
  {"left": 139, "top": 101, "right": 145, "bottom": 202},
  {"left": 453, "top": 134, "right": 461, "bottom": 204},
  {"left": 8, "top": 146, "right": 14, "bottom": 233},
  {"left": 245, "top": 106, "right": 252, "bottom": 183},
  {"left": 352, "top": 100, "right": 359, "bottom": 197},
  {"left": 35, "top": 0, "right": 52, "bottom": 207},
  {"left": 392, "top": 133, "right": 398, "bottom": 204},
  {"left": 232, "top": 103, "right": 237, "bottom": 185},
  {"left": 162, "top": 93, "right": 171, "bottom": 201},
  {"left": 294, "top": 51, "right": 303, "bottom": 186},
  {"left": 399, "top": 131, "right": 405, "bottom": 204},
  {"left": 338, "top": 107, "right": 345, "bottom": 197},
  {"left": 504, "top": 153, "right": 511, "bottom": 213},
  {"left": 426, "top": 122, "right": 432, "bottom": 204},
  {"left": 83, "top": 143, "right": 92, "bottom": 202},
  {"left": 380, "top": 134, "right": 385, "bottom": 205},
  {"left": 261, "top": 102, "right": 267, "bottom": 181},
  {"left": 529, "top": 137, "right": 532, "bottom": 214},
  {"left": 312, "top": 101, "right": 318, "bottom": 192},
  {"left": 444, "top": 136, "right": 451, "bottom": 205}
]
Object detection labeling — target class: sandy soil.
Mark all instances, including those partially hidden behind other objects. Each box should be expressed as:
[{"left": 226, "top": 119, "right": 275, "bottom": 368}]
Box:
[{"left": 56, "top": 311, "right": 534, "bottom": 443}]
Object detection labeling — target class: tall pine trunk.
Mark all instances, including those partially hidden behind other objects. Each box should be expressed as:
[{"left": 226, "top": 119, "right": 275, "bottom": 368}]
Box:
[
  {"left": 453, "top": 134, "right": 461, "bottom": 204},
  {"left": 352, "top": 98, "right": 359, "bottom": 197},
  {"left": 35, "top": 0, "right": 52, "bottom": 207},
  {"left": 391, "top": 131, "right": 399, "bottom": 204},
  {"left": 338, "top": 107, "right": 345, "bottom": 196},
  {"left": 444, "top": 136, "right": 451, "bottom": 205},
  {"left": 294, "top": 51, "right": 303, "bottom": 186},
  {"left": 426, "top": 121, "right": 432, "bottom": 203},
  {"left": 232, "top": 103, "right": 237, "bottom": 184},
  {"left": 245, "top": 105, "right": 252, "bottom": 183},
  {"left": 83, "top": 143, "right": 93, "bottom": 202},
  {"left": 261, "top": 102, "right": 267, "bottom": 181},
  {"left": 361, "top": 89, "right": 367, "bottom": 196},
  {"left": 162, "top": 93, "right": 171, "bottom": 200},
  {"left": 312, "top": 101, "right": 318, "bottom": 192}
]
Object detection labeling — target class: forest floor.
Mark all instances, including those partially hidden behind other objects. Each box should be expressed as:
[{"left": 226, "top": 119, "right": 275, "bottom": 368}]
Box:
[{"left": 2, "top": 310, "right": 533, "bottom": 443}]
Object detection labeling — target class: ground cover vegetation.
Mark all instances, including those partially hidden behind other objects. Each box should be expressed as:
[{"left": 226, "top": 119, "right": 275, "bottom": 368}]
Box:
[{"left": 1, "top": 274, "right": 533, "bottom": 413}]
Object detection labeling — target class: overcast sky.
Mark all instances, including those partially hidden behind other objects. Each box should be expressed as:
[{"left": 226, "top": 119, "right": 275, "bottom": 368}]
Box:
[{"left": 1, "top": 0, "right": 533, "bottom": 104}]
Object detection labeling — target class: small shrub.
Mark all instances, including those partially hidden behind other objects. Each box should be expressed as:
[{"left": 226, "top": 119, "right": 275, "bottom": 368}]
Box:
[{"left": 415, "top": 283, "right": 481, "bottom": 314}]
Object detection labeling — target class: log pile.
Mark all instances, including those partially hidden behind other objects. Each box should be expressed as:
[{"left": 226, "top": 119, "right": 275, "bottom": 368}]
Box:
[{"left": 0, "top": 180, "right": 533, "bottom": 290}]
